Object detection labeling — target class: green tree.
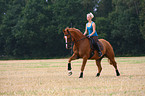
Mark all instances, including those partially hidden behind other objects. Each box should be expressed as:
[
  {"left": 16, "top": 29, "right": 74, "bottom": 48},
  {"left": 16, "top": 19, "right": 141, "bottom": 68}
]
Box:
[
  {"left": 139, "top": 0, "right": 145, "bottom": 39},
  {"left": 95, "top": 17, "right": 110, "bottom": 39},
  {"left": 0, "top": 0, "right": 11, "bottom": 55},
  {"left": 12, "top": 0, "right": 54, "bottom": 57},
  {"left": 53, "top": 0, "right": 84, "bottom": 33},
  {"left": 0, "top": 0, "right": 25, "bottom": 56},
  {"left": 108, "top": 0, "right": 145, "bottom": 55},
  {"left": 95, "top": 0, "right": 112, "bottom": 17}
]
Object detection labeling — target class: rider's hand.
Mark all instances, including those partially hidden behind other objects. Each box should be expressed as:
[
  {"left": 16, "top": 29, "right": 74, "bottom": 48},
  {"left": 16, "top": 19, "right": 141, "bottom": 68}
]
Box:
[{"left": 87, "top": 35, "right": 90, "bottom": 38}]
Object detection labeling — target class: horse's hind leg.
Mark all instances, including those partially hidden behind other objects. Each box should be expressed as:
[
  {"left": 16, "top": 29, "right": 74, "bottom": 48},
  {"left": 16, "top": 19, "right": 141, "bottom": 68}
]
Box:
[
  {"left": 107, "top": 57, "right": 120, "bottom": 76},
  {"left": 113, "top": 60, "right": 120, "bottom": 76},
  {"left": 95, "top": 60, "right": 102, "bottom": 77}
]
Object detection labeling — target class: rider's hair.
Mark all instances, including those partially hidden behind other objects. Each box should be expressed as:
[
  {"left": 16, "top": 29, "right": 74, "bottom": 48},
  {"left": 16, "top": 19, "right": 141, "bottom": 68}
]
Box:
[{"left": 87, "top": 12, "right": 94, "bottom": 19}]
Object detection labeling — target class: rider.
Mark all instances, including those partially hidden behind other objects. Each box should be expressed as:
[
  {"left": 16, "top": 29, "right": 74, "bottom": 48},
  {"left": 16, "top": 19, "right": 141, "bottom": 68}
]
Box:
[{"left": 83, "top": 12, "right": 102, "bottom": 57}]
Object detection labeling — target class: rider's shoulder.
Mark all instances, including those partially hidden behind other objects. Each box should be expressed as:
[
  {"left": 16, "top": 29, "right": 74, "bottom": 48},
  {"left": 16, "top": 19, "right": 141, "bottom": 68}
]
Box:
[{"left": 92, "top": 22, "right": 95, "bottom": 25}]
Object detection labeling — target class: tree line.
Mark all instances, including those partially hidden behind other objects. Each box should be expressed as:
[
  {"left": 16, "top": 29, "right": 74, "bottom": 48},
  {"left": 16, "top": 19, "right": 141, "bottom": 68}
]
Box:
[{"left": 0, "top": 0, "right": 144, "bottom": 59}]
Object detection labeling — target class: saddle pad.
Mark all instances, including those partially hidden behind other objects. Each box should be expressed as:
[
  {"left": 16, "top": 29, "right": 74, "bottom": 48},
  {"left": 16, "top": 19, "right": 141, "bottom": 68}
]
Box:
[
  {"left": 98, "top": 40, "right": 104, "bottom": 51},
  {"left": 89, "top": 38, "right": 104, "bottom": 51}
]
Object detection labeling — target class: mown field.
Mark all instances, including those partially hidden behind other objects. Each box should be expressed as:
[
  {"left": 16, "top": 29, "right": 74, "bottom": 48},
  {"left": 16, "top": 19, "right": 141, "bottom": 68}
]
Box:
[{"left": 0, "top": 57, "right": 145, "bottom": 96}]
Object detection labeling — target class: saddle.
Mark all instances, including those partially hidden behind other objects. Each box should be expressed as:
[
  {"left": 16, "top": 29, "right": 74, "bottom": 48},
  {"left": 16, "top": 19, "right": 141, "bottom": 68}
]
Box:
[{"left": 88, "top": 38, "right": 104, "bottom": 59}]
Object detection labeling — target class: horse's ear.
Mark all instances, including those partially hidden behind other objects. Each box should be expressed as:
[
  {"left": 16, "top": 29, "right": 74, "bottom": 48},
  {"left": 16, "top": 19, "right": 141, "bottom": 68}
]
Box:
[{"left": 63, "top": 29, "right": 65, "bottom": 33}]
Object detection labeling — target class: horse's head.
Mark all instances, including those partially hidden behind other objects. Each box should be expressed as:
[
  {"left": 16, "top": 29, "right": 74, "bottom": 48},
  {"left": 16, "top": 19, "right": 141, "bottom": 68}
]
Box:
[
  {"left": 63, "top": 28, "right": 74, "bottom": 49},
  {"left": 63, "top": 27, "right": 85, "bottom": 49}
]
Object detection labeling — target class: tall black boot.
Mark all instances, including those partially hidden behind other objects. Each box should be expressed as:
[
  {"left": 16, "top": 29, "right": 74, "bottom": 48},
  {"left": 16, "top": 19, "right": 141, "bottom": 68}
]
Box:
[{"left": 95, "top": 42, "right": 102, "bottom": 57}]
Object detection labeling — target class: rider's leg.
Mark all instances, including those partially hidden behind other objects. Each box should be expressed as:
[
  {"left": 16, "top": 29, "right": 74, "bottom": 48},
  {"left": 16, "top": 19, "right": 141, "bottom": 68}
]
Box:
[{"left": 92, "top": 36, "right": 102, "bottom": 57}]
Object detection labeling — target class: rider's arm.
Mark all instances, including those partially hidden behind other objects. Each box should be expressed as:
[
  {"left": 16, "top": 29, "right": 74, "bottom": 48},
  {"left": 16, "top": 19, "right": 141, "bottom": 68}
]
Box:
[
  {"left": 90, "top": 23, "right": 96, "bottom": 36},
  {"left": 83, "top": 24, "right": 87, "bottom": 35}
]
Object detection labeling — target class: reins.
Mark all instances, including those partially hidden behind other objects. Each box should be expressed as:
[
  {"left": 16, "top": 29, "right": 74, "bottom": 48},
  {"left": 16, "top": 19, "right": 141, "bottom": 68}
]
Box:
[{"left": 76, "top": 37, "right": 87, "bottom": 42}]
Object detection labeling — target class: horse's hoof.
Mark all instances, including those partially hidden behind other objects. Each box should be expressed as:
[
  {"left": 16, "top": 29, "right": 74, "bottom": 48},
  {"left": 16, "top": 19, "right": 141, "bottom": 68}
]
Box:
[
  {"left": 96, "top": 73, "right": 100, "bottom": 77},
  {"left": 79, "top": 76, "right": 83, "bottom": 78},
  {"left": 68, "top": 71, "right": 72, "bottom": 76},
  {"left": 117, "top": 73, "right": 120, "bottom": 76},
  {"left": 79, "top": 72, "right": 83, "bottom": 78},
  {"left": 116, "top": 70, "right": 120, "bottom": 76}
]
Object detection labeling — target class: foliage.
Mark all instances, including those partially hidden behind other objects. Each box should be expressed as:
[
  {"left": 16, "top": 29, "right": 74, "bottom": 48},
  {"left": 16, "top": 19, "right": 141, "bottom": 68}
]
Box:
[
  {"left": 107, "top": 0, "right": 145, "bottom": 55},
  {"left": 139, "top": 0, "right": 145, "bottom": 39},
  {"left": 95, "top": 17, "right": 110, "bottom": 39},
  {"left": 0, "top": 0, "right": 144, "bottom": 59}
]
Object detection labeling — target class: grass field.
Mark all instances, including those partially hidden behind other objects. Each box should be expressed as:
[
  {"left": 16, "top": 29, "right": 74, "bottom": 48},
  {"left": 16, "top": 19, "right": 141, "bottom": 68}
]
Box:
[{"left": 0, "top": 57, "right": 145, "bottom": 96}]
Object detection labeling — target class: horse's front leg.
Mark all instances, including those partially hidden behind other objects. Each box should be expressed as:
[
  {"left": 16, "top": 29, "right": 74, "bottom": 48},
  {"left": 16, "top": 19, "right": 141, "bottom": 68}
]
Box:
[
  {"left": 68, "top": 53, "right": 78, "bottom": 76},
  {"left": 79, "top": 56, "right": 88, "bottom": 78}
]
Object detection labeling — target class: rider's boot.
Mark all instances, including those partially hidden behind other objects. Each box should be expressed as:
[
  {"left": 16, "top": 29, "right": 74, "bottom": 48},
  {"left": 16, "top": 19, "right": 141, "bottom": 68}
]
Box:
[{"left": 95, "top": 42, "right": 102, "bottom": 57}]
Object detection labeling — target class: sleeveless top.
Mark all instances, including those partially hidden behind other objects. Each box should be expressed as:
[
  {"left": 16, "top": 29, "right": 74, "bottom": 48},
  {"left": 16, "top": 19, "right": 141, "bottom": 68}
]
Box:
[{"left": 87, "top": 21, "right": 98, "bottom": 37}]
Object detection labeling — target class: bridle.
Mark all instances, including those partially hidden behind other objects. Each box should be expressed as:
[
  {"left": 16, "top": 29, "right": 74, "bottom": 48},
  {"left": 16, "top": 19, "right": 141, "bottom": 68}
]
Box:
[
  {"left": 64, "top": 30, "right": 87, "bottom": 49},
  {"left": 64, "top": 30, "right": 73, "bottom": 46}
]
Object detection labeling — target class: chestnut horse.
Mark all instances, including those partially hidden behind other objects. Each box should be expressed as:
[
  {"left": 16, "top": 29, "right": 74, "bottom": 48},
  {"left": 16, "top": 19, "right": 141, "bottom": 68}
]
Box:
[{"left": 63, "top": 27, "right": 120, "bottom": 78}]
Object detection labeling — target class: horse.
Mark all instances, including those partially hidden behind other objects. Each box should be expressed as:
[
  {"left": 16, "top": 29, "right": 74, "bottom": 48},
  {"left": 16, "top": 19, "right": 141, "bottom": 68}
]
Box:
[{"left": 63, "top": 27, "right": 120, "bottom": 78}]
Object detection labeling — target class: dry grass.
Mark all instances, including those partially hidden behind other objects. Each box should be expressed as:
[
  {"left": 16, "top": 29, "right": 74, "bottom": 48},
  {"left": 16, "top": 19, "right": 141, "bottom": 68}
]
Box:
[{"left": 0, "top": 57, "right": 145, "bottom": 96}]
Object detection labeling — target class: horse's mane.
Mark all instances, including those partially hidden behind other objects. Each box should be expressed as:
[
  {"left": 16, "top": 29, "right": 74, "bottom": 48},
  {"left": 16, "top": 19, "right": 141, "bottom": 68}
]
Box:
[{"left": 65, "top": 27, "right": 83, "bottom": 35}]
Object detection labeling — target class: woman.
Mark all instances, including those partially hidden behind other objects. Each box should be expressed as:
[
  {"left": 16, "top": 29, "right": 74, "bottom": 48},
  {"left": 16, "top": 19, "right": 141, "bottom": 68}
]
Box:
[{"left": 84, "top": 12, "right": 102, "bottom": 57}]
